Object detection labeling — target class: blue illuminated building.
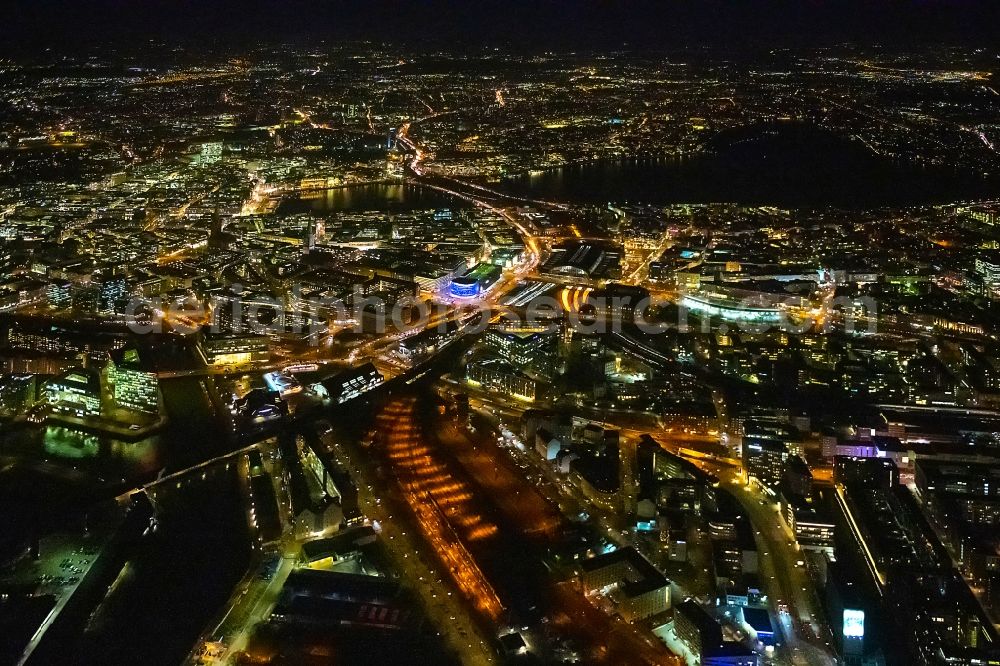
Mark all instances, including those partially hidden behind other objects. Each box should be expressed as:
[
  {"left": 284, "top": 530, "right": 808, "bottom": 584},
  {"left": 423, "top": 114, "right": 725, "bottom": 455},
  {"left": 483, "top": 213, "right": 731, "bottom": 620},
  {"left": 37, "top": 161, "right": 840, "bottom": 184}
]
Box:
[{"left": 450, "top": 277, "right": 480, "bottom": 298}]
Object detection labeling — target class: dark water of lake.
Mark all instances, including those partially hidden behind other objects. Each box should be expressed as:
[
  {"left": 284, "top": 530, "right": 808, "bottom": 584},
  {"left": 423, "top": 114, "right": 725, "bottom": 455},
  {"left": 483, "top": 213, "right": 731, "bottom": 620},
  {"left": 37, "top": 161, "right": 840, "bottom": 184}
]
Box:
[
  {"left": 501, "top": 123, "right": 1000, "bottom": 209},
  {"left": 280, "top": 181, "right": 464, "bottom": 212}
]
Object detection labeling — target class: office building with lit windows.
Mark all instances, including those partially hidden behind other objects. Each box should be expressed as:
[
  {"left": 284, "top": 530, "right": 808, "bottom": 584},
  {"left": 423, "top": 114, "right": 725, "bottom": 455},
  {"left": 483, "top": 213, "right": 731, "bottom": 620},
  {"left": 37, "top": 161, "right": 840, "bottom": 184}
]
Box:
[
  {"left": 106, "top": 346, "right": 160, "bottom": 414},
  {"left": 201, "top": 333, "right": 270, "bottom": 366},
  {"left": 832, "top": 479, "right": 998, "bottom": 663},
  {"left": 0, "top": 373, "right": 36, "bottom": 416},
  {"left": 96, "top": 275, "right": 130, "bottom": 315},
  {"left": 742, "top": 437, "right": 789, "bottom": 489},
  {"left": 466, "top": 358, "right": 537, "bottom": 402},
  {"left": 45, "top": 367, "right": 102, "bottom": 417},
  {"left": 974, "top": 255, "right": 1000, "bottom": 298},
  {"left": 46, "top": 279, "right": 72, "bottom": 308},
  {"left": 483, "top": 326, "right": 554, "bottom": 368},
  {"left": 579, "top": 547, "right": 670, "bottom": 622}
]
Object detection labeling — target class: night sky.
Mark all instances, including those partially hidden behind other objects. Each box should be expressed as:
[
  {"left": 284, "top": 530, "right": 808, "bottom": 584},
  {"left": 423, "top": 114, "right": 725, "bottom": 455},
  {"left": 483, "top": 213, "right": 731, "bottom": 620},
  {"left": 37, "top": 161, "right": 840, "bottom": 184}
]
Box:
[{"left": 6, "top": 0, "right": 1000, "bottom": 51}]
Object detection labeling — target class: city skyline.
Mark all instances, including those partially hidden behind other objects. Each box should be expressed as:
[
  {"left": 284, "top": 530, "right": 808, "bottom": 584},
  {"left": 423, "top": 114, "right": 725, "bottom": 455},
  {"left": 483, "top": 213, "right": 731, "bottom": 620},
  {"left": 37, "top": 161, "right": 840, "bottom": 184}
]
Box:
[{"left": 2, "top": 16, "right": 1000, "bottom": 666}]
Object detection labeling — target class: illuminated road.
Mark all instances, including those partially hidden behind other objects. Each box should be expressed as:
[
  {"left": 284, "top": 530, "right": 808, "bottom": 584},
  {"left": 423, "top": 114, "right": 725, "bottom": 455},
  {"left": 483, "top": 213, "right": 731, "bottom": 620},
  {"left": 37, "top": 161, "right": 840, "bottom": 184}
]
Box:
[
  {"left": 187, "top": 549, "right": 294, "bottom": 666},
  {"left": 398, "top": 115, "right": 571, "bottom": 213},
  {"left": 399, "top": 113, "right": 548, "bottom": 264},
  {"left": 704, "top": 467, "right": 837, "bottom": 666},
  {"left": 445, "top": 374, "right": 830, "bottom": 664},
  {"left": 622, "top": 230, "right": 674, "bottom": 286}
]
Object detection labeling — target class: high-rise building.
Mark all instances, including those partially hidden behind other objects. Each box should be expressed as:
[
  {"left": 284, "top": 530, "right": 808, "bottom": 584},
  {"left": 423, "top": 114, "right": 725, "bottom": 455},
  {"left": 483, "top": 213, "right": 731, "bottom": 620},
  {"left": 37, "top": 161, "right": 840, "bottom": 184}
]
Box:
[
  {"left": 484, "top": 326, "right": 555, "bottom": 370},
  {"left": 105, "top": 345, "right": 159, "bottom": 414},
  {"left": 742, "top": 437, "right": 788, "bottom": 488},
  {"left": 46, "top": 280, "right": 72, "bottom": 308},
  {"left": 974, "top": 256, "right": 1000, "bottom": 297},
  {"left": 825, "top": 561, "right": 882, "bottom": 665},
  {"left": 0, "top": 374, "right": 36, "bottom": 416},
  {"left": 97, "top": 276, "right": 130, "bottom": 315}
]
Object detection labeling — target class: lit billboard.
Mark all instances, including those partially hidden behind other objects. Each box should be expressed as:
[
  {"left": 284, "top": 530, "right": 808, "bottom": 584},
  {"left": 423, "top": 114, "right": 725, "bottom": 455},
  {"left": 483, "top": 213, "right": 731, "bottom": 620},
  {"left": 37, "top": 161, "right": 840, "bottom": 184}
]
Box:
[{"left": 843, "top": 609, "right": 865, "bottom": 638}]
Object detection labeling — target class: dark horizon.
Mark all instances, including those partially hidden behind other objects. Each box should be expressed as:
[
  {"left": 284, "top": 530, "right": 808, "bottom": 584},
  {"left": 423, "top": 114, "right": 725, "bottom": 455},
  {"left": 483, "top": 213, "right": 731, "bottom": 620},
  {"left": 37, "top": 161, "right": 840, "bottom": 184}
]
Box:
[{"left": 7, "top": 0, "right": 1000, "bottom": 52}]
